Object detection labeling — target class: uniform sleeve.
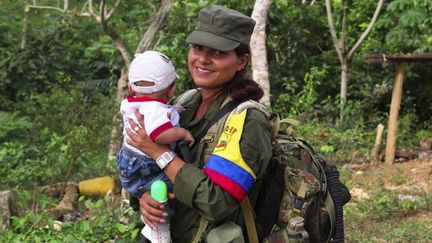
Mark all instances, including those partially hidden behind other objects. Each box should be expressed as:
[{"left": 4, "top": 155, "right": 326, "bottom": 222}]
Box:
[
  {"left": 139, "top": 104, "right": 174, "bottom": 141},
  {"left": 173, "top": 109, "right": 272, "bottom": 221}
]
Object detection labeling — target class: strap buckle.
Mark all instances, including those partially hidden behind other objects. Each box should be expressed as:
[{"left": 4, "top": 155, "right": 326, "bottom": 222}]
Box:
[
  {"left": 294, "top": 197, "right": 304, "bottom": 210},
  {"left": 287, "top": 216, "right": 309, "bottom": 240}
]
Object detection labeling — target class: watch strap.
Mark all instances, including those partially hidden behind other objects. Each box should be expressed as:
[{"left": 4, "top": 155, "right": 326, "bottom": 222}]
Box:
[{"left": 156, "top": 151, "right": 177, "bottom": 170}]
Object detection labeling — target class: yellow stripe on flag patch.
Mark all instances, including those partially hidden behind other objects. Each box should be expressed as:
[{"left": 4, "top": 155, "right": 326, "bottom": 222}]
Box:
[{"left": 212, "top": 109, "right": 256, "bottom": 179}]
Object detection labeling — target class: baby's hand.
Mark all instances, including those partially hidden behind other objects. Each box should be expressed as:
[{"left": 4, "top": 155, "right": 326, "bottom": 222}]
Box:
[
  {"left": 174, "top": 105, "right": 186, "bottom": 113},
  {"left": 184, "top": 131, "right": 195, "bottom": 147}
]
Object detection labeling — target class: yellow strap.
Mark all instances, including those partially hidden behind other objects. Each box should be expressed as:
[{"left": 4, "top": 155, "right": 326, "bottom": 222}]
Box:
[
  {"left": 293, "top": 180, "right": 307, "bottom": 215},
  {"left": 191, "top": 198, "right": 259, "bottom": 243},
  {"left": 240, "top": 197, "right": 259, "bottom": 243},
  {"left": 191, "top": 217, "right": 209, "bottom": 243},
  {"left": 298, "top": 180, "right": 307, "bottom": 199}
]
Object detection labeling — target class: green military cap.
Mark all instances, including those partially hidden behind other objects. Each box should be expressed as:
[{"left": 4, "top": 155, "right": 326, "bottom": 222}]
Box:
[{"left": 186, "top": 5, "right": 256, "bottom": 51}]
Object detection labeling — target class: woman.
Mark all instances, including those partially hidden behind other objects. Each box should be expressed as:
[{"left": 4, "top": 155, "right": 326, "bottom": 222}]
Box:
[{"left": 127, "top": 5, "right": 273, "bottom": 242}]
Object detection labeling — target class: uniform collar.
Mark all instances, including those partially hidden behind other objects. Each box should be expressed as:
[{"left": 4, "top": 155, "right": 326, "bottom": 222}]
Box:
[
  {"left": 204, "top": 92, "right": 230, "bottom": 121},
  {"left": 179, "top": 90, "right": 230, "bottom": 126}
]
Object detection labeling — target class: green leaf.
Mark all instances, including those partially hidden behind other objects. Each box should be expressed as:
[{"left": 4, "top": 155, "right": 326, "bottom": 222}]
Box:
[
  {"left": 320, "top": 145, "right": 335, "bottom": 153},
  {"left": 376, "top": 18, "right": 394, "bottom": 29},
  {"left": 76, "top": 220, "right": 91, "bottom": 233},
  {"left": 116, "top": 223, "right": 126, "bottom": 233},
  {"left": 78, "top": 195, "right": 86, "bottom": 202},
  {"left": 96, "top": 215, "right": 108, "bottom": 227},
  {"left": 400, "top": 9, "right": 426, "bottom": 27},
  {"left": 275, "top": 0, "right": 288, "bottom": 7},
  {"left": 387, "top": 0, "right": 410, "bottom": 11},
  {"left": 64, "top": 235, "right": 80, "bottom": 243},
  {"left": 95, "top": 199, "right": 105, "bottom": 208},
  {"left": 131, "top": 228, "right": 141, "bottom": 239},
  {"left": 47, "top": 219, "right": 54, "bottom": 230}
]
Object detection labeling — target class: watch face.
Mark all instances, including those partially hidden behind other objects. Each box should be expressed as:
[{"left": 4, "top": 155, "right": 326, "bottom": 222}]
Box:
[
  {"left": 157, "top": 151, "right": 176, "bottom": 169},
  {"left": 163, "top": 153, "right": 172, "bottom": 161}
]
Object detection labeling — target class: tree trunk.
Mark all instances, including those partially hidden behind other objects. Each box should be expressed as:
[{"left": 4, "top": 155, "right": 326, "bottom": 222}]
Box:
[
  {"left": 107, "top": 67, "right": 128, "bottom": 165},
  {"left": 325, "top": 0, "right": 384, "bottom": 121},
  {"left": 340, "top": 58, "right": 348, "bottom": 121},
  {"left": 250, "top": 0, "right": 272, "bottom": 107},
  {"left": 101, "top": 23, "right": 132, "bottom": 66},
  {"left": 21, "top": 4, "right": 30, "bottom": 49},
  {"left": 0, "top": 190, "right": 18, "bottom": 229},
  {"left": 136, "top": 0, "right": 173, "bottom": 53}
]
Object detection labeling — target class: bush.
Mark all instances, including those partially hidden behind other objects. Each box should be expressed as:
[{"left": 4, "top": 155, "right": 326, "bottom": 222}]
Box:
[
  {"left": 0, "top": 195, "right": 142, "bottom": 242},
  {"left": 1, "top": 84, "right": 116, "bottom": 189}
]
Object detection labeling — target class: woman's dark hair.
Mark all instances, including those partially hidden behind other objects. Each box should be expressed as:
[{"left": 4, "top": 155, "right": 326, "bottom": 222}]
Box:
[{"left": 221, "top": 44, "right": 264, "bottom": 102}]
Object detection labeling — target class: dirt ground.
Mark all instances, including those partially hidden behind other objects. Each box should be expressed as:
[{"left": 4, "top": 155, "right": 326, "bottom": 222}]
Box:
[
  {"left": 344, "top": 159, "right": 432, "bottom": 242},
  {"left": 348, "top": 159, "right": 432, "bottom": 194}
]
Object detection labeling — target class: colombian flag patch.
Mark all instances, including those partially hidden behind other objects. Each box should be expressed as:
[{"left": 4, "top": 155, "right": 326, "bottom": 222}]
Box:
[{"left": 204, "top": 109, "right": 256, "bottom": 202}]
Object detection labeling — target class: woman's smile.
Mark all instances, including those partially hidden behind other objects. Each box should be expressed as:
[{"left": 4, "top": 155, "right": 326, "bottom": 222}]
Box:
[{"left": 195, "top": 66, "right": 214, "bottom": 74}]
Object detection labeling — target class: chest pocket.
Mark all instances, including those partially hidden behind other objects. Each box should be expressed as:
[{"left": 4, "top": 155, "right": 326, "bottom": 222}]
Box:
[{"left": 195, "top": 114, "right": 230, "bottom": 167}]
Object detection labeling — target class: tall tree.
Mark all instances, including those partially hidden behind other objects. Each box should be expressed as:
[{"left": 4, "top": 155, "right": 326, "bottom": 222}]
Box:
[
  {"left": 325, "top": 0, "right": 384, "bottom": 121},
  {"left": 250, "top": 0, "right": 272, "bottom": 107}
]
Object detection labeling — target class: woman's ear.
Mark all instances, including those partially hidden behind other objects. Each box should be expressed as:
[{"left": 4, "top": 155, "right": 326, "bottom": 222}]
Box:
[{"left": 238, "top": 53, "right": 249, "bottom": 70}]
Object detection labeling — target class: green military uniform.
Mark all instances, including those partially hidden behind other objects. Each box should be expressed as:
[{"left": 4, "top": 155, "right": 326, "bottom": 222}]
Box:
[{"left": 170, "top": 90, "right": 273, "bottom": 242}]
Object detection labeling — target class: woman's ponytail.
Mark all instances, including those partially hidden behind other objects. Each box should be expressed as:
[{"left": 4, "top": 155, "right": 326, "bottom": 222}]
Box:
[{"left": 223, "top": 44, "right": 264, "bottom": 102}]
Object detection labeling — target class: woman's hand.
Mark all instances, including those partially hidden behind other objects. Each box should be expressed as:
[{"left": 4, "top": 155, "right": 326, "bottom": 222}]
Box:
[
  {"left": 126, "top": 111, "right": 168, "bottom": 159},
  {"left": 139, "top": 191, "right": 176, "bottom": 229}
]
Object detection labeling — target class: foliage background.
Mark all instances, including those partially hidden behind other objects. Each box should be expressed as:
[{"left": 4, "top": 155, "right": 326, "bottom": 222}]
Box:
[{"left": 0, "top": 0, "right": 431, "bottom": 241}]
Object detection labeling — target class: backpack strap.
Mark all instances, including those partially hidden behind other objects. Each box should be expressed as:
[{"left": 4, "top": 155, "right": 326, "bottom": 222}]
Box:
[
  {"left": 192, "top": 197, "right": 259, "bottom": 243},
  {"left": 194, "top": 99, "right": 240, "bottom": 144},
  {"left": 324, "top": 164, "right": 345, "bottom": 243},
  {"left": 287, "top": 180, "right": 310, "bottom": 240},
  {"left": 269, "top": 113, "right": 300, "bottom": 138},
  {"left": 175, "top": 99, "right": 240, "bottom": 164},
  {"left": 324, "top": 190, "right": 336, "bottom": 243},
  {"left": 233, "top": 99, "right": 269, "bottom": 117},
  {"left": 174, "top": 88, "right": 199, "bottom": 107},
  {"left": 191, "top": 217, "right": 209, "bottom": 243},
  {"left": 174, "top": 90, "right": 240, "bottom": 164},
  {"left": 240, "top": 197, "right": 259, "bottom": 243}
]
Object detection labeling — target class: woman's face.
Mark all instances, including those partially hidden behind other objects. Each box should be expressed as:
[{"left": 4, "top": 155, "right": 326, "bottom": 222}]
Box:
[{"left": 188, "top": 44, "right": 248, "bottom": 90}]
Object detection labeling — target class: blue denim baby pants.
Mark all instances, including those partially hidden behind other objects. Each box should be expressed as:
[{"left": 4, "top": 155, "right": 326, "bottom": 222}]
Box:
[{"left": 117, "top": 146, "right": 173, "bottom": 198}]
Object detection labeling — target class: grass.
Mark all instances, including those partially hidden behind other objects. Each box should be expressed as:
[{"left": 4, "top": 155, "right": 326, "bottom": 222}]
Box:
[
  {"left": 344, "top": 161, "right": 432, "bottom": 243},
  {"left": 345, "top": 207, "right": 432, "bottom": 242},
  {"left": 2, "top": 156, "right": 431, "bottom": 242}
]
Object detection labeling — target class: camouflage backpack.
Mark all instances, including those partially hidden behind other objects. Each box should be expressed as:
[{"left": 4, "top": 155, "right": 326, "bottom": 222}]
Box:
[{"left": 255, "top": 116, "right": 352, "bottom": 243}]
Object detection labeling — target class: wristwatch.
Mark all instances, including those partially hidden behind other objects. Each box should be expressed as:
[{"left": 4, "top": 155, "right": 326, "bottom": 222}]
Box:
[{"left": 156, "top": 151, "right": 177, "bottom": 170}]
